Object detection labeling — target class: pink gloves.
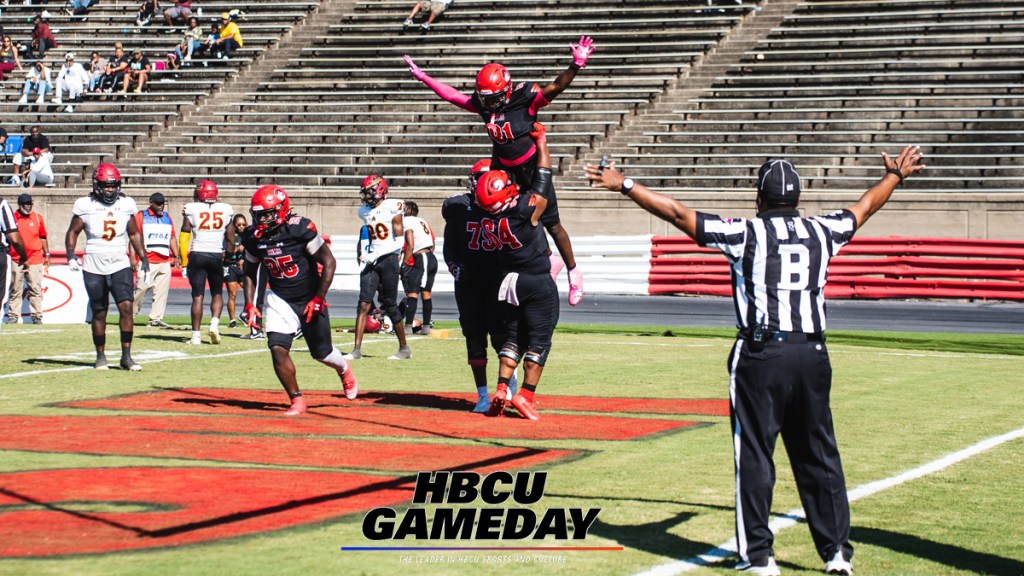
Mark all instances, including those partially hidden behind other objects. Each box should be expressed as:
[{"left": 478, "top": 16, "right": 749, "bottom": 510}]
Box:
[
  {"left": 571, "top": 36, "right": 595, "bottom": 68},
  {"left": 403, "top": 55, "right": 426, "bottom": 80}
]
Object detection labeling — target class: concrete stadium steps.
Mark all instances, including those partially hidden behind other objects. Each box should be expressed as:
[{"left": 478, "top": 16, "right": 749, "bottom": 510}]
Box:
[
  {"left": 2, "top": 0, "right": 319, "bottom": 187},
  {"left": 126, "top": 0, "right": 760, "bottom": 189},
  {"left": 577, "top": 0, "right": 1024, "bottom": 193}
]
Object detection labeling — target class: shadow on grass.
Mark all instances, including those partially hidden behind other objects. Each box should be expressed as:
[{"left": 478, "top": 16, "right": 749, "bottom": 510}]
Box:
[
  {"left": 135, "top": 334, "right": 194, "bottom": 343},
  {"left": 852, "top": 526, "right": 1024, "bottom": 576},
  {"left": 22, "top": 358, "right": 93, "bottom": 367},
  {"left": 588, "top": 511, "right": 716, "bottom": 560},
  {"left": 356, "top": 392, "right": 475, "bottom": 412},
  {"left": 171, "top": 397, "right": 286, "bottom": 412}
]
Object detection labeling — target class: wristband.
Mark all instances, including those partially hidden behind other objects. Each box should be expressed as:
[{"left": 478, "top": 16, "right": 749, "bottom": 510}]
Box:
[{"left": 885, "top": 168, "right": 904, "bottom": 185}]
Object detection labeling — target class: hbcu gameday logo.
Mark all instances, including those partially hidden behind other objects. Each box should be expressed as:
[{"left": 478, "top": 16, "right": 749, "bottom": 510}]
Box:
[{"left": 362, "top": 471, "right": 600, "bottom": 541}]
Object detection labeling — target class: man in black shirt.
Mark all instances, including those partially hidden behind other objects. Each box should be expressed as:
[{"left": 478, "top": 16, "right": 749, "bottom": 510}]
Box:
[
  {"left": 13, "top": 126, "right": 50, "bottom": 186},
  {"left": 241, "top": 185, "right": 358, "bottom": 416},
  {"left": 586, "top": 147, "right": 925, "bottom": 575}
]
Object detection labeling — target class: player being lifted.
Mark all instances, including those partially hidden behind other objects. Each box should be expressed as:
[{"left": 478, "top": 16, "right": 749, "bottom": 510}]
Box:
[
  {"left": 180, "top": 180, "right": 234, "bottom": 345},
  {"left": 241, "top": 185, "right": 358, "bottom": 416},
  {"left": 442, "top": 159, "right": 518, "bottom": 412},
  {"left": 64, "top": 164, "right": 150, "bottom": 370},
  {"left": 403, "top": 36, "right": 595, "bottom": 306},
  {"left": 477, "top": 123, "right": 557, "bottom": 421},
  {"left": 348, "top": 175, "right": 412, "bottom": 360}
]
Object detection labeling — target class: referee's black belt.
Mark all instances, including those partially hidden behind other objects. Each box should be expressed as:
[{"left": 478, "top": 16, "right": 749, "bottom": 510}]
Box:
[{"left": 740, "top": 330, "right": 824, "bottom": 343}]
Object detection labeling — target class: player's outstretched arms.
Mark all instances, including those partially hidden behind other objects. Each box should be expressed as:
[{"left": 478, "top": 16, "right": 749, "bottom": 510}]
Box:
[
  {"left": 541, "top": 35, "right": 594, "bottom": 103},
  {"left": 403, "top": 55, "right": 476, "bottom": 112},
  {"left": 847, "top": 145, "right": 926, "bottom": 228},
  {"left": 584, "top": 161, "right": 698, "bottom": 239}
]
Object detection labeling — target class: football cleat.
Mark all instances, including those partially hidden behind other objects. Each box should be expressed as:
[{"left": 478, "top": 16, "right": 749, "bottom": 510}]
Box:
[
  {"left": 209, "top": 328, "right": 221, "bottom": 345},
  {"left": 188, "top": 335, "right": 202, "bottom": 345},
  {"left": 343, "top": 347, "right": 362, "bottom": 360},
  {"left": 388, "top": 346, "right": 412, "bottom": 360},
  {"left": 473, "top": 395, "right": 491, "bottom": 413},
  {"left": 510, "top": 393, "right": 539, "bottom": 421},
  {"left": 824, "top": 550, "right": 853, "bottom": 575},
  {"left": 486, "top": 383, "right": 510, "bottom": 417},
  {"left": 94, "top": 355, "right": 109, "bottom": 370},
  {"left": 341, "top": 368, "right": 359, "bottom": 400},
  {"left": 120, "top": 355, "right": 142, "bottom": 372},
  {"left": 283, "top": 396, "right": 307, "bottom": 416}
]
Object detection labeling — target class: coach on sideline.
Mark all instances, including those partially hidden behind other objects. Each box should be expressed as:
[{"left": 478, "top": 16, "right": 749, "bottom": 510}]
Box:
[{"left": 585, "top": 146, "right": 925, "bottom": 576}]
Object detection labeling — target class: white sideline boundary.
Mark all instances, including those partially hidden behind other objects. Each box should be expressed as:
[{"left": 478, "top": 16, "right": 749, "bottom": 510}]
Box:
[{"left": 632, "top": 424, "right": 1024, "bottom": 576}]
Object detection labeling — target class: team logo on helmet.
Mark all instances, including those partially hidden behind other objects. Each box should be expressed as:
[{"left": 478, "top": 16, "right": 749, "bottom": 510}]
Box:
[
  {"left": 476, "top": 63, "right": 512, "bottom": 113},
  {"left": 91, "top": 163, "right": 123, "bottom": 205},
  {"left": 468, "top": 159, "right": 491, "bottom": 194},
  {"left": 360, "top": 174, "right": 389, "bottom": 207},
  {"left": 475, "top": 170, "right": 518, "bottom": 215},
  {"left": 250, "top": 185, "right": 291, "bottom": 237},
  {"left": 194, "top": 180, "right": 219, "bottom": 203}
]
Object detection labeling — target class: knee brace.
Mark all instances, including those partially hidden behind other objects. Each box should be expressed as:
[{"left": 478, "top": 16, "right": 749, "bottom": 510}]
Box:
[
  {"left": 498, "top": 343, "right": 520, "bottom": 364},
  {"left": 524, "top": 345, "right": 550, "bottom": 367}
]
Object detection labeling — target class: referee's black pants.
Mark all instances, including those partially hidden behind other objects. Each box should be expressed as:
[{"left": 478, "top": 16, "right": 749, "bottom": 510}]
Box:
[{"left": 727, "top": 337, "right": 852, "bottom": 565}]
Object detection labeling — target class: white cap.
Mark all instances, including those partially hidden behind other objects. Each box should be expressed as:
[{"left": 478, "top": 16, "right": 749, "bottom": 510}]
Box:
[{"left": 65, "top": 52, "right": 75, "bottom": 60}]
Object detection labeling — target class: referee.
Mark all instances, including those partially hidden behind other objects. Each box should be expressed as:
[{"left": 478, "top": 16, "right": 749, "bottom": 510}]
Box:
[
  {"left": 1, "top": 195, "right": 29, "bottom": 332},
  {"left": 585, "top": 146, "right": 925, "bottom": 576}
]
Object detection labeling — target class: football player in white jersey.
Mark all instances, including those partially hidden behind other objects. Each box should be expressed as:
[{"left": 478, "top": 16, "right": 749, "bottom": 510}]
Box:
[
  {"left": 179, "top": 180, "right": 235, "bottom": 345},
  {"left": 347, "top": 175, "right": 412, "bottom": 360},
  {"left": 399, "top": 201, "right": 438, "bottom": 335},
  {"left": 64, "top": 164, "right": 150, "bottom": 370}
]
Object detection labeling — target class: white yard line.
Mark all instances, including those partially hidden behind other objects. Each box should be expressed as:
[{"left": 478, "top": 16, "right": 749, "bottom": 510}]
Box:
[{"left": 632, "top": 424, "right": 1024, "bottom": 576}]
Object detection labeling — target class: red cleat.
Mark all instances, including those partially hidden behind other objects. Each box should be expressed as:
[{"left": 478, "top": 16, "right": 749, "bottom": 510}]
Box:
[
  {"left": 485, "top": 383, "right": 509, "bottom": 417},
  {"left": 510, "top": 393, "right": 540, "bottom": 420},
  {"left": 284, "top": 396, "right": 307, "bottom": 416},
  {"left": 341, "top": 367, "right": 359, "bottom": 400}
]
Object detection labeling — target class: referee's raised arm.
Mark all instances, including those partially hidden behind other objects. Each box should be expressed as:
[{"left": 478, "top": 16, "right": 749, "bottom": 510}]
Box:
[
  {"left": 847, "top": 145, "right": 926, "bottom": 228},
  {"left": 584, "top": 161, "right": 698, "bottom": 238}
]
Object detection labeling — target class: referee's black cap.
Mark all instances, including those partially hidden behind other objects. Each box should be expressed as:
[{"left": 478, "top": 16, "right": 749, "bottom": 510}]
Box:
[{"left": 757, "top": 159, "right": 801, "bottom": 205}]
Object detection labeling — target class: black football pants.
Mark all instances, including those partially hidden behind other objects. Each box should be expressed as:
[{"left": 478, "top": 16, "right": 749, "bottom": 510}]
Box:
[{"left": 726, "top": 337, "right": 852, "bottom": 565}]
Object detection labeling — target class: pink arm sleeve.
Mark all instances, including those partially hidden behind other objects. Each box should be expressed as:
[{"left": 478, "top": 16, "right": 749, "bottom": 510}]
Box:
[{"left": 420, "top": 73, "right": 478, "bottom": 113}]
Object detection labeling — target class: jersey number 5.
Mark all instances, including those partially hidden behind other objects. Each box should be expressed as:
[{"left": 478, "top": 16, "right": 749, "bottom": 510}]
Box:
[
  {"left": 263, "top": 255, "right": 299, "bottom": 279},
  {"left": 101, "top": 219, "right": 117, "bottom": 241}
]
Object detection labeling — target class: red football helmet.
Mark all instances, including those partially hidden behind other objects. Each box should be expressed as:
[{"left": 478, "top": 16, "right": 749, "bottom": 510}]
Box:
[
  {"left": 476, "top": 63, "right": 512, "bottom": 112},
  {"left": 194, "top": 179, "right": 219, "bottom": 202},
  {"left": 468, "top": 159, "right": 491, "bottom": 194},
  {"left": 92, "top": 163, "right": 122, "bottom": 205},
  {"left": 250, "top": 185, "right": 290, "bottom": 236},
  {"left": 475, "top": 169, "right": 518, "bottom": 214},
  {"left": 364, "top": 310, "right": 382, "bottom": 334},
  {"left": 359, "top": 174, "right": 388, "bottom": 207}
]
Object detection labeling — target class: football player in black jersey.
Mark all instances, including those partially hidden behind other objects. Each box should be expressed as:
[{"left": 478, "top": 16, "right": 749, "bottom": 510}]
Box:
[
  {"left": 442, "top": 158, "right": 519, "bottom": 413},
  {"left": 403, "top": 36, "right": 595, "bottom": 307},
  {"left": 475, "top": 123, "right": 557, "bottom": 421},
  {"left": 241, "top": 185, "right": 358, "bottom": 416}
]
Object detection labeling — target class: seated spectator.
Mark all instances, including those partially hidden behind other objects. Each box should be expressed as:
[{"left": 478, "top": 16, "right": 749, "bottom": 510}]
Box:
[
  {"left": 213, "top": 12, "right": 243, "bottom": 59},
  {"left": 403, "top": 0, "right": 453, "bottom": 31},
  {"left": 0, "top": 128, "right": 6, "bottom": 159},
  {"left": 86, "top": 51, "right": 106, "bottom": 92},
  {"left": 191, "top": 22, "right": 220, "bottom": 62},
  {"left": 163, "top": 51, "right": 180, "bottom": 72},
  {"left": 136, "top": 0, "right": 159, "bottom": 27},
  {"left": 25, "top": 147, "right": 53, "bottom": 188},
  {"left": 10, "top": 126, "right": 50, "bottom": 187},
  {"left": 24, "top": 15, "right": 58, "bottom": 61},
  {"left": 17, "top": 60, "right": 52, "bottom": 110},
  {"left": 65, "top": 0, "right": 95, "bottom": 17},
  {"left": 121, "top": 48, "right": 151, "bottom": 93},
  {"left": 98, "top": 42, "right": 128, "bottom": 93},
  {"left": 174, "top": 16, "right": 203, "bottom": 62},
  {"left": 1, "top": 35, "right": 23, "bottom": 81},
  {"left": 53, "top": 52, "right": 90, "bottom": 112},
  {"left": 162, "top": 0, "right": 192, "bottom": 33}
]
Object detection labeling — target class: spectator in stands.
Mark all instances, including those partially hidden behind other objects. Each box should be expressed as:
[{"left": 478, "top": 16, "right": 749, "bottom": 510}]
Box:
[
  {"left": 7, "top": 193, "right": 48, "bottom": 325},
  {"left": 122, "top": 48, "right": 152, "bottom": 93},
  {"left": 162, "top": 0, "right": 192, "bottom": 33},
  {"left": 131, "top": 192, "right": 180, "bottom": 328},
  {"left": 66, "top": 0, "right": 95, "bottom": 17},
  {"left": 136, "top": 0, "right": 159, "bottom": 27},
  {"left": 403, "top": 0, "right": 452, "bottom": 31},
  {"left": 86, "top": 51, "right": 106, "bottom": 92},
  {"left": 192, "top": 22, "right": 221, "bottom": 62},
  {"left": 18, "top": 60, "right": 51, "bottom": 111},
  {"left": 0, "top": 129, "right": 6, "bottom": 157},
  {"left": 223, "top": 213, "right": 247, "bottom": 328},
  {"left": 25, "top": 15, "right": 57, "bottom": 61},
  {"left": 214, "top": 12, "right": 243, "bottom": 60},
  {"left": 10, "top": 126, "right": 50, "bottom": 187},
  {"left": 53, "top": 52, "right": 90, "bottom": 113},
  {"left": 174, "top": 16, "right": 203, "bottom": 63},
  {"left": 25, "top": 147, "right": 54, "bottom": 188},
  {"left": 1, "top": 35, "right": 23, "bottom": 81},
  {"left": 99, "top": 42, "right": 129, "bottom": 93}
]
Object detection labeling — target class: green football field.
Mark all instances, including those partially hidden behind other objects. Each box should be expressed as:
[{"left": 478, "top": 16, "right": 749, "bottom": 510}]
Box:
[{"left": 0, "top": 320, "right": 1022, "bottom": 576}]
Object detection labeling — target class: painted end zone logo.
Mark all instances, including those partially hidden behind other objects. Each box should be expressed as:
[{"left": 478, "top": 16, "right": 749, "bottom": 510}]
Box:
[{"left": 363, "top": 472, "right": 599, "bottom": 541}]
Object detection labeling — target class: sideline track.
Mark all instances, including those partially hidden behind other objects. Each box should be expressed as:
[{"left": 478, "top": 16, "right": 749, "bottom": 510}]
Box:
[{"left": 632, "top": 425, "right": 1024, "bottom": 576}]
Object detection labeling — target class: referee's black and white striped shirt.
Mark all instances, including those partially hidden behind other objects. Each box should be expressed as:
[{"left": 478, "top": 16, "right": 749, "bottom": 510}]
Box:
[
  {"left": 696, "top": 208, "right": 858, "bottom": 333},
  {"left": 0, "top": 198, "right": 17, "bottom": 250}
]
